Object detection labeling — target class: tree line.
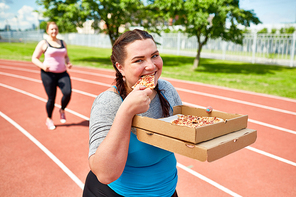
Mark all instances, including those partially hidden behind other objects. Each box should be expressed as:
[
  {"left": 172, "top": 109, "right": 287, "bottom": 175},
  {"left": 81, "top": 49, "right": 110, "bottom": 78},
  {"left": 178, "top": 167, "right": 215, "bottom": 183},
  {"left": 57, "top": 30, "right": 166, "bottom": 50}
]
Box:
[
  {"left": 36, "top": 0, "right": 261, "bottom": 68},
  {"left": 257, "top": 27, "right": 295, "bottom": 34}
]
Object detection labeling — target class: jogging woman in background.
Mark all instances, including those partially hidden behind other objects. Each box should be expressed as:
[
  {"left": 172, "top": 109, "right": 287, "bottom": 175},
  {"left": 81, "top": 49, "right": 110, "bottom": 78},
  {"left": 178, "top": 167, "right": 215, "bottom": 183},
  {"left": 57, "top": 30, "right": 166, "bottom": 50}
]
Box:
[{"left": 32, "top": 21, "right": 72, "bottom": 130}]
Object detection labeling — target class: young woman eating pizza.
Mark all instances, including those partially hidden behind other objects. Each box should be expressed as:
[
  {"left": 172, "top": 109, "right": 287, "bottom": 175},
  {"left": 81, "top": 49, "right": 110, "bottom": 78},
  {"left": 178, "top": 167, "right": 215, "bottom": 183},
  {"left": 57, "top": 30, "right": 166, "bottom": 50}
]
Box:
[{"left": 83, "top": 29, "right": 182, "bottom": 197}]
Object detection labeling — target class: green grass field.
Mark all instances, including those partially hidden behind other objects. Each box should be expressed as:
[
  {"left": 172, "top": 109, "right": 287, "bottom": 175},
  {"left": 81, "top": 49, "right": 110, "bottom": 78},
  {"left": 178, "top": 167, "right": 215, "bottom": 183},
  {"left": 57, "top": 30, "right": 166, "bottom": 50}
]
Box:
[{"left": 1, "top": 42, "right": 296, "bottom": 99}]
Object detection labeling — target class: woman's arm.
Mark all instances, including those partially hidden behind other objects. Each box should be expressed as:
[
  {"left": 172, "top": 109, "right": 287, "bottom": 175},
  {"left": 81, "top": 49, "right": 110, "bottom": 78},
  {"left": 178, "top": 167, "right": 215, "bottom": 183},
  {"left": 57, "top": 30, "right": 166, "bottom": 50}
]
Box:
[
  {"left": 63, "top": 41, "right": 72, "bottom": 69},
  {"left": 89, "top": 86, "right": 152, "bottom": 184},
  {"left": 31, "top": 40, "right": 48, "bottom": 71}
]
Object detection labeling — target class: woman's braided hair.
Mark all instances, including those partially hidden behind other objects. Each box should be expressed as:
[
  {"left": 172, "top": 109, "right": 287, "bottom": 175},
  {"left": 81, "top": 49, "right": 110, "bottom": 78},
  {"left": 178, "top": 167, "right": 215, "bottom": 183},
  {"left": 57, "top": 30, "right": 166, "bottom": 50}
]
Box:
[{"left": 110, "top": 29, "right": 170, "bottom": 117}]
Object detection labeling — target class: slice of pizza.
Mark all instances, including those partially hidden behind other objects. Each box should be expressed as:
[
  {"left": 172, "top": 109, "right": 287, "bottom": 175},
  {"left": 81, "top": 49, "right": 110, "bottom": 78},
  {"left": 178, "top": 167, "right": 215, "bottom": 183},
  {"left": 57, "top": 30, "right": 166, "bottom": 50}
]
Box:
[{"left": 132, "top": 74, "right": 155, "bottom": 89}]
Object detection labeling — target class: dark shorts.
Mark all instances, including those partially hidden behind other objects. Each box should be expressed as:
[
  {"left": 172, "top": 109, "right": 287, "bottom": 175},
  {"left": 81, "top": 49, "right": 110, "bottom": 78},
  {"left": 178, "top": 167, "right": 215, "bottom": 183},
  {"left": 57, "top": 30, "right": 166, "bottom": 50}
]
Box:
[{"left": 82, "top": 171, "right": 178, "bottom": 197}]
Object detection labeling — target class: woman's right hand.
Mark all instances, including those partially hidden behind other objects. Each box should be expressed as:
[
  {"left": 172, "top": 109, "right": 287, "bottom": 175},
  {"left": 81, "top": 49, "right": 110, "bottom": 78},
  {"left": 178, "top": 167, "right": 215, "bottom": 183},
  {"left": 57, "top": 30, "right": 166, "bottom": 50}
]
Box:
[{"left": 123, "top": 85, "right": 153, "bottom": 116}]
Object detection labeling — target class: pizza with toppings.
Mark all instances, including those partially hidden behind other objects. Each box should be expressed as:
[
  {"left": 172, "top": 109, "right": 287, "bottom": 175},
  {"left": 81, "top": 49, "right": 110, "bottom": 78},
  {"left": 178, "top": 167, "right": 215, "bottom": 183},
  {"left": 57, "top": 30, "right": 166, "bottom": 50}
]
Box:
[
  {"left": 132, "top": 74, "right": 155, "bottom": 89},
  {"left": 171, "top": 115, "right": 224, "bottom": 128}
]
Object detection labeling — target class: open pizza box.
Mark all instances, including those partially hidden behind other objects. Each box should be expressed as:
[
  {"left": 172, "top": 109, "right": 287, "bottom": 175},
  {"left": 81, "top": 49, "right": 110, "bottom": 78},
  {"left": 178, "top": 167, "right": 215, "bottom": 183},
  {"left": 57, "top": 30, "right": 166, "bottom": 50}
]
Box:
[
  {"left": 132, "top": 105, "right": 249, "bottom": 144},
  {"left": 132, "top": 105, "right": 256, "bottom": 162}
]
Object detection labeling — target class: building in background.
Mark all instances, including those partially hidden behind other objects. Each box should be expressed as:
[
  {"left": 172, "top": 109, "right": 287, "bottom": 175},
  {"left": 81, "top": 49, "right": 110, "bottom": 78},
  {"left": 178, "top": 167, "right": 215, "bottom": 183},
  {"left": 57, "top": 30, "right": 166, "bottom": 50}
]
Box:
[{"left": 76, "top": 19, "right": 127, "bottom": 34}]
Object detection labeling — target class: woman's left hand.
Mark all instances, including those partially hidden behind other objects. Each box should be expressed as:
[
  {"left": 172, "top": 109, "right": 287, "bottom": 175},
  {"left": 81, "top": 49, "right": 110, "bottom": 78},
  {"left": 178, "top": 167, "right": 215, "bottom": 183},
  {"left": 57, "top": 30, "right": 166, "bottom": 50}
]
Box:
[{"left": 67, "top": 62, "right": 72, "bottom": 69}]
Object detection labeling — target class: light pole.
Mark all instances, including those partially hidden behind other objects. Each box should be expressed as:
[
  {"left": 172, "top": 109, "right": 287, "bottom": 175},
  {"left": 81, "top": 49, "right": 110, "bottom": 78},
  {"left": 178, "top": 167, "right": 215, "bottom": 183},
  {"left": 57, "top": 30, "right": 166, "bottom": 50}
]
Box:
[{"left": 15, "top": 16, "right": 20, "bottom": 31}]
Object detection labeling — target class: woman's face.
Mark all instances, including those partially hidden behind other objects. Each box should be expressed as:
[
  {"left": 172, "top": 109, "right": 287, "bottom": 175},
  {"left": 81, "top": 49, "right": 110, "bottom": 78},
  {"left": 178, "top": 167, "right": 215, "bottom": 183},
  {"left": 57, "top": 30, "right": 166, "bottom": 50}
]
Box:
[
  {"left": 117, "top": 38, "right": 163, "bottom": 92},
  {"left": 47, "top": 24, "right": 59, "bottom": 38}
]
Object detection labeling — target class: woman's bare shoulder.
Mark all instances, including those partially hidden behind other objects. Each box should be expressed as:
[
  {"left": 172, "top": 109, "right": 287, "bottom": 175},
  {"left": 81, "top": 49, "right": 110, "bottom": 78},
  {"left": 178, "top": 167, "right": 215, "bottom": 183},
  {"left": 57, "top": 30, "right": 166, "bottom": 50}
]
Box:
[
  {"left": 36, "top": 40, "right": 47, "bottom": 49},
  {"left": 38, "top": 39, "right": 47, "bottom": 45}
]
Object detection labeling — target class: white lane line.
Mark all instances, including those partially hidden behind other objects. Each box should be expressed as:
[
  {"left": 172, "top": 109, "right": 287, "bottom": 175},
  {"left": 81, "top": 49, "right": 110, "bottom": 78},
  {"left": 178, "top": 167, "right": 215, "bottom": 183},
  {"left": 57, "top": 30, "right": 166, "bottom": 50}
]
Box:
[
  {"left": 3, "top": 83, "right": 294, "bottom": 167},
  {"left": 0, "top": 71, "right": 41, "bottom": 82},
  {"left": 0, "top": 71, "right": 110, "bottom": 87},
  {"left": 0, "top": 82, "right": 89, "bottom": 120},
  {"left": 0, "top": 65, "right": 115, "bottom": 79},
  {"left": 0, "top": 65, "right": 114, "bottom": 84},
  {"left": 70, "top": 69, "right": 115, "bottom": 79},
  {"left": 176, "top": 87, "right": 296, "bottom": 116},
  {"left": 0, "top": 63, "right": 115, "bottom": 74},
  {"left": 73, "top": 89, "right": 97, "bottom": 98},
  {"left": 0, "top": 90, "right": 240, "bottom": 196},
  {"left": 246, "top": 146, "right": 296, "bottom": 167},
  {"left": 177, "top": 163, "right": 242, "bottom": 197},
  {"left": 71, "top": 76, "right": 110, "bottom": 87},
  {"left": 248, "top": 119, "right": 296, "bottom": 135},
  {"left": 0, "top": 111, "right": 84, "bottom": 190},
  {"left": 1, "top": 67, "right": 295, "bottom": 116},
  {"left": 2, "top": 83, "right": 296, "bottom": 196},
  {"left": 3, "top": 64, "right": 295, "bottom": 104},
  {"left": 1, "top": 71, "right": 295, "bottom": 135},
  {"left": 2, "top": 64, "right": 296, "bottom": 104},
  {"left": 0, "top": 82, "right": 47, "bottom": 102},
  {"left": 0, "top": 72, "right": 97, "bottom": 99},
  {"left": 163, "top": 77, "right": 296, "bottom": 103},
  {"left": 182, "top": 102, "right": 296, "bottom": 135},
  {"left": 0, "top": 65, "right": 40, "bottom": 73}
]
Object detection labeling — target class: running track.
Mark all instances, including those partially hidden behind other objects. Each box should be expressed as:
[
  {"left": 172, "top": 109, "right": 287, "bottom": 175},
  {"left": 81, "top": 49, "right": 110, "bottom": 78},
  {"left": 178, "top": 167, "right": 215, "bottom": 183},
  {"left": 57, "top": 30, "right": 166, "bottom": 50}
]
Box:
[{"left": 0, "top": 59, "right": 295, "bottom": 197}]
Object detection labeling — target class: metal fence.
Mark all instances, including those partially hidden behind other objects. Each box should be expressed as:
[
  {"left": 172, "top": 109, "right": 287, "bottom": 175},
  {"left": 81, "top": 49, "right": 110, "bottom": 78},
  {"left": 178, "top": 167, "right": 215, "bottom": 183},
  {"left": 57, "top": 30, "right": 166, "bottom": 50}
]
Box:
[
  {"left": 152, "top": 32, "right": 296, "bottom": 67},
  {"left": 1, "top": 30, "right": 295, "bottom": 67},
  {"left": 0, "top": 30, "right": 44, "bottom": 43},
  {"left": 62, "top": 32, "right": 112, "bottom": 49}
]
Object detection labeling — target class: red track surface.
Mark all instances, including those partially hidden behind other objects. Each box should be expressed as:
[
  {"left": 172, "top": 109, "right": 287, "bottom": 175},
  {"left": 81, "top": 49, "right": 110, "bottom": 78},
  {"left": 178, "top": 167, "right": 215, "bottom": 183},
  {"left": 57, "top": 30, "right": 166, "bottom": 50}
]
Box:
[{"left": 1, "top": 59, "right": 295, "bottom": 197}]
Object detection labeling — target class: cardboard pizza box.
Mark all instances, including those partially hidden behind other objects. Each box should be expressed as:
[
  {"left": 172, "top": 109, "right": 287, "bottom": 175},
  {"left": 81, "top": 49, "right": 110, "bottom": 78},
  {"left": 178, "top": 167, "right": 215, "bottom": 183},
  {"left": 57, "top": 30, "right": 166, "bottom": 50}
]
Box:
[
  {"left": 132, "top": 105, "right": 248, "bottom": 144},
  {"left": 136, "top": 128, "right": 257, "bottom": 162}
]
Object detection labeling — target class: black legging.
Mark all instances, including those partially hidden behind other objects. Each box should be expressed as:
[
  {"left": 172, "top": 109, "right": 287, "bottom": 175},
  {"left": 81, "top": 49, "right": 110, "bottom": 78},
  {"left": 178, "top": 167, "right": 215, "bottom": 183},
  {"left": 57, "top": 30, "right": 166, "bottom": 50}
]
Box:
[
  {"left": 82, "top": 171, "right": 178, "bottom": 197},
  {"left": 41, "top": 70, "right": 72, "bottom": 118}
]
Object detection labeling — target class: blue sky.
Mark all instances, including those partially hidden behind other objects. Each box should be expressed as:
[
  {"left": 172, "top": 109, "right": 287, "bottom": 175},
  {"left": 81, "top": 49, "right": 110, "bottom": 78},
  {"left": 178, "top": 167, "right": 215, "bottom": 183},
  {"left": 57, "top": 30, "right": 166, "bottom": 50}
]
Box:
[
  {"left": 240, "top": 0, "right": 296, "bottom": 24},
  {"left": 0, "top": 0, "right": 296, "bottom": 31}
]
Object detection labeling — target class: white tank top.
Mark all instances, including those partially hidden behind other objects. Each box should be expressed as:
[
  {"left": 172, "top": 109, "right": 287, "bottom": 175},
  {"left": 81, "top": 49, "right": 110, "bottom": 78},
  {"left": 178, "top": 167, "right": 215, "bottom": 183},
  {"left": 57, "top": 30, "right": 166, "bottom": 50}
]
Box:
[{"left": 43, "top": 40, "right": 67, "bottom": 73}]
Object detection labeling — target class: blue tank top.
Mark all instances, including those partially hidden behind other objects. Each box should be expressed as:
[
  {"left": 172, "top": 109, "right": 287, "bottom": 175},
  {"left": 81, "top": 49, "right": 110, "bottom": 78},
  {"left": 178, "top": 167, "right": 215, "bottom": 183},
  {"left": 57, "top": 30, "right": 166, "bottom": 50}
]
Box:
[
  {"left": 108, "top": 132, "right": 178, "bottom": 196},
  {"left": 108, "top": 84, "right": 178, "bottom": 196}
]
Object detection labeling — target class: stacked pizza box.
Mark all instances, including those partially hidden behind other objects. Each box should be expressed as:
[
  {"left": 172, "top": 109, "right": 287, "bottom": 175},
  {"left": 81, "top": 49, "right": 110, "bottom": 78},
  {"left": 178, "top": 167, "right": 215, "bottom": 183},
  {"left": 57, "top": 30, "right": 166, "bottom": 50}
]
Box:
[{"left": 132, "top": 105, "right": 257, "bottom": 162}]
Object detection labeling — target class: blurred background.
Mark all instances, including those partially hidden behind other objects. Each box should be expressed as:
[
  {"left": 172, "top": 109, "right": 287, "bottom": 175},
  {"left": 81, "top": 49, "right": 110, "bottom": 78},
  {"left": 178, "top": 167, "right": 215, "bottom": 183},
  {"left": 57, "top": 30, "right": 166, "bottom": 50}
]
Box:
[{"left": 1, "top": 0, "right": 296, "bottom": 67}]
